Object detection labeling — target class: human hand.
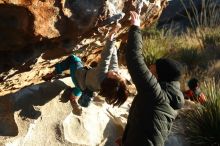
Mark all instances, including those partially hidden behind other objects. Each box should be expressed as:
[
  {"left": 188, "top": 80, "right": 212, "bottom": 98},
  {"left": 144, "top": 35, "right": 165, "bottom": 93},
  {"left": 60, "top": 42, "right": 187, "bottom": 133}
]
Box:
[
  {"left": 108, "top": 23, "right": 122, "bottom": 41},
  {"left": 129, "top": 11, "right": 140, "bottom": 27}
]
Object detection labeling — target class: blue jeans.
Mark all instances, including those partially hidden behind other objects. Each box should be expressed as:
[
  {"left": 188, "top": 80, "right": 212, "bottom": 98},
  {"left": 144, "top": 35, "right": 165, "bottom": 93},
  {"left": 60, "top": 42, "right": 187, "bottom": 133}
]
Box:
[{"left": 55, "top": 54, "right": 83, "bottom": 96}]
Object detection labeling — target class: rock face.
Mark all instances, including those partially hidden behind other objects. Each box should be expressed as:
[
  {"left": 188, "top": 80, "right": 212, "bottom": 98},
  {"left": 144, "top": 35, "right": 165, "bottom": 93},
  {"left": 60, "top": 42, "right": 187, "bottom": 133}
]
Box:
[
  {"left": 0, "top": 0, "right": 166, "bottom": 61},
  {"left": 0, "top": 74, "right": 131, "bottom": 146},
  {"left": 0, "top": 0, "right": 167, "bottom": 96},
  {"left": 0, "top": 0, "right": 166, "bottom": 51}
]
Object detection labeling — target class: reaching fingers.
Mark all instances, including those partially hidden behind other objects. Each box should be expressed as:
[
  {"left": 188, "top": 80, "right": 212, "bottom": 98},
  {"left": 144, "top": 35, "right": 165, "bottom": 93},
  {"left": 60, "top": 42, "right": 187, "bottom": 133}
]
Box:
[
  {"left": 113, "top": 23, "right": 121, "bottom": 33},
  {"left": 116, "top": 23, "right": 122, "bottom": 29},
  {"left": 130, "top": 11, "right": 135, "bottom": 20},
  {"left": 133, "top": 11, "right": 139, "bottom": 19},
  {"left": 130, "top": 11, "right": 140, "bottom": 21},
  {"left": 129, "top": 11, "right": 140, "bottom": 26}
]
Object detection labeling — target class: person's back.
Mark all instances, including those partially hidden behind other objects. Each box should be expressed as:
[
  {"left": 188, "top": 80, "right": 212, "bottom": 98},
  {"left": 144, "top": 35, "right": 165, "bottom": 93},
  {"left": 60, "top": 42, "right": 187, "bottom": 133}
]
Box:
[{"left": 121, "top": 11, "right": 184, "bottom": 146}]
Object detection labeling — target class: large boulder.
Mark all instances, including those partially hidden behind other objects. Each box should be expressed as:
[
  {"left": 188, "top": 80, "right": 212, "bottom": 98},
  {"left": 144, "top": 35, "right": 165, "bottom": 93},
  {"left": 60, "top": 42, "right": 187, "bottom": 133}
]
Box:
[
  {"left": 0, "top": 0, "right": 167, "bottom": 52},
  {"left": 0, "top": 76, "right": 130, "bottom": 146},
  {"left": 0, "top": 0, "right": 167, "bottom": 95}
]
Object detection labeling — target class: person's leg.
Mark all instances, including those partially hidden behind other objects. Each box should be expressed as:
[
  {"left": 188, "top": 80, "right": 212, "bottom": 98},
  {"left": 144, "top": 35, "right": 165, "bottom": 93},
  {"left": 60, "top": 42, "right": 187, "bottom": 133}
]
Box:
[
  {"left": 69, "top": 92, "right": 82, "bottom": 116},
  {"left": 55, "top": 54, "right": 82, "bottom": 74},
  {"left": 67, "top": 55, "right": 84, "bottom": 114},
  {"left": 42, "top": 55, "right": 81, "bottom": 81},
  {"left": 69, "top": 55, "right": 83, "bottom": 97},
  {"left": 67, "top": 55, "right": 93, "bottom": 107}
]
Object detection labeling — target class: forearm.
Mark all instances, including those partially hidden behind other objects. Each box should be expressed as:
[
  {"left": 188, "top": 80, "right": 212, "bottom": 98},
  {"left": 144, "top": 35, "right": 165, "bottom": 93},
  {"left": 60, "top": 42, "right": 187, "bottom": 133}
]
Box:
[
  {"left": 126, "top": 25, "right": 160, "bottom": 93},
  {"left": 109, "top": 47, "right": 119, "bottom": 71},
  {"left": 126, "top": 25, "right": 146, "bottom": 86},
  {"left": 96, "top": 39, "right": 116, "bottom": 74}
]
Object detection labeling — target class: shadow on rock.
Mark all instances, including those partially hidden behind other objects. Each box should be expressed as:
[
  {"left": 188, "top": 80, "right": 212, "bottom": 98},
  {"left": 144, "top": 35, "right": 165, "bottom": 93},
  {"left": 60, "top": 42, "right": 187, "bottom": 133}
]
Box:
[
  {"left": 0, "top": 4, "right": 41, "bottom": 74},
  {"left": 103, "top": 113, "right": 124, "bottom": 146},
  {"left": 0, "top": 79, "right": 69, "bottom": 136}
]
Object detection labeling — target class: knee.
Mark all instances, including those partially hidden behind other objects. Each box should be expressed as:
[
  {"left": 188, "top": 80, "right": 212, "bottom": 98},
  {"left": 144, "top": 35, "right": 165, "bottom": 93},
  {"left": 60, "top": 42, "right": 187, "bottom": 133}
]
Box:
[
  {"left": 70, "top": 54, "right": 81, "bottom": 63},
  {"left": 72, "top": 87, "right": 82, "bottom": 97}
]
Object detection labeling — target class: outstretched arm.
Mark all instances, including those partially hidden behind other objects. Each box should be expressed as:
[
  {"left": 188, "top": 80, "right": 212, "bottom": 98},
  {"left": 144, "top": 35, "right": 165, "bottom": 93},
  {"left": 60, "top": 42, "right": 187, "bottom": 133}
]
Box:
[
  {"left": 96, "top": 24, "right": 121, "bottom": 80},
  {"left": 126, "top": 11, "right": 162, "bottom": 96},
  {"left": 96, "top": 39, "right": 115, "bottom": 76},
  {"left": 108, "top": 24, "right": 121, "bottom": 72},
  {"left": 109, "top": 46, "right": 119, "bottom": 72}
]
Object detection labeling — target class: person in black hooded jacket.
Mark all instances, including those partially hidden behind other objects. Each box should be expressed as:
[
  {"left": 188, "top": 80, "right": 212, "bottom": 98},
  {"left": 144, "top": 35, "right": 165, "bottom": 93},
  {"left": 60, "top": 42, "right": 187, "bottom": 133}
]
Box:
[{"left": 121, "top": 11, "right": 185, "bottom": 146}]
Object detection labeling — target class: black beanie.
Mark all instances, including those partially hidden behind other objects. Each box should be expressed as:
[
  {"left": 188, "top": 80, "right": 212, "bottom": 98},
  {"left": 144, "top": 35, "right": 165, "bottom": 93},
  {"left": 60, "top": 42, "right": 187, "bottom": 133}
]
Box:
[
  {"left": 188, "top": 78, "right": 199, "bottom": 90},
  {"left": 156, "top": 58, "right": 183, "bottom": 82}
]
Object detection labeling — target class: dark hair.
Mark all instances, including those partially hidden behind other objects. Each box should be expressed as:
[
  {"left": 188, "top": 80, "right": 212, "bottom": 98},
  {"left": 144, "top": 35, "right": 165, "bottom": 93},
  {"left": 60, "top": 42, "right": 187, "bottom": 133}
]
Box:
[
  {"left": 188, "top": 78, "right": 199, "bottom": 90},
  {"left": 99, "top": 76, "right": 128, "bottom": 107}
]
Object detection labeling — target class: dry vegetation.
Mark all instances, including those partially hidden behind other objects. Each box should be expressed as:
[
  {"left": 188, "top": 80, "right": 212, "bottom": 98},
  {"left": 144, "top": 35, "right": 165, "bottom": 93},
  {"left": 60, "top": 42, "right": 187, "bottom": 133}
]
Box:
[{"left": 142, "top": 0, "right": 220, "bottom": 144}]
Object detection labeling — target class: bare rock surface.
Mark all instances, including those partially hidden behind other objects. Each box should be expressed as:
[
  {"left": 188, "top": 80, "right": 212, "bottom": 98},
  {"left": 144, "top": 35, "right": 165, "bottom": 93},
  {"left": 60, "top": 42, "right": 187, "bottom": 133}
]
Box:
[
  {"left": 0, "top": 0, "right": 166, "bottom": 52},
  {"left": 0, "top": 76, "right": 131, "bottom": 146},
  {"left": 0, "top": 0, "right": 166, "bottom": 73},
  {"left": 0, "top": 74, "right": 190, "bottom": 146},
  {"left": 0, "top": 0, "right": 167, "bottom": 96}
]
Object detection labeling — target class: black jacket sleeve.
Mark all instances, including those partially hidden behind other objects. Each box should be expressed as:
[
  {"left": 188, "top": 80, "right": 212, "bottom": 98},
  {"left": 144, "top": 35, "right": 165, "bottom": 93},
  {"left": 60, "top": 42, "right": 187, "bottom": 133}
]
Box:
[{"left": 125, "top": 25, "right": 162, "bottom": 98}]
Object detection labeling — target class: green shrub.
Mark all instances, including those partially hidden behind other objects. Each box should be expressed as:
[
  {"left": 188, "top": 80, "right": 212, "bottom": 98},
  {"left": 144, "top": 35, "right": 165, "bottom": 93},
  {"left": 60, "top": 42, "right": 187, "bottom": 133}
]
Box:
[
  {"left": 142, "top": 36, "right": 169, "bottom": 65},
  {"left": 184, "top": 79, "right": 220, "bottom": 146}
]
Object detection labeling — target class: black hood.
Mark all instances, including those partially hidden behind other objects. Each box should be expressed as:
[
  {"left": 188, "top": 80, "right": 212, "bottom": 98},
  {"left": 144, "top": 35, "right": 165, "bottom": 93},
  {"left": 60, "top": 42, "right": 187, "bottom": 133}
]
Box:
[{"left": 161, "top": 81, "right": 185, "bottom": 109}]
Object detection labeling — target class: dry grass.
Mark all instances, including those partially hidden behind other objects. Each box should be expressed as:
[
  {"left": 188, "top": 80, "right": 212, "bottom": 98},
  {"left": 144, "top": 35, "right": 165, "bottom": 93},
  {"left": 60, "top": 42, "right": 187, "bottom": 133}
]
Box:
[
  {"left": 142, "top": 25, "right": 220, "bottom": 76},
  {"left": 142, "top": 1, "right": 220, "bottom": 143},
  {"left": 183, "top": 79, "right": 220, "bottom": 146}
]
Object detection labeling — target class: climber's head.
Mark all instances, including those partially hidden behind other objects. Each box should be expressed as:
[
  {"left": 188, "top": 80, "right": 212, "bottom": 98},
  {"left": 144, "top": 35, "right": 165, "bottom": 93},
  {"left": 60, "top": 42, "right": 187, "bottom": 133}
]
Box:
[
  {"left": 188, "top": 78, "right": 199, "bottom": 90},
  {"left": 155, "top": 58, "right": 183, "bottom": 82},
  {"left": 99, "top": 71, "right": 128, "bottom": 107},
  {"left": 148, "top": 58, "right": 183, "bottom": 83}
]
